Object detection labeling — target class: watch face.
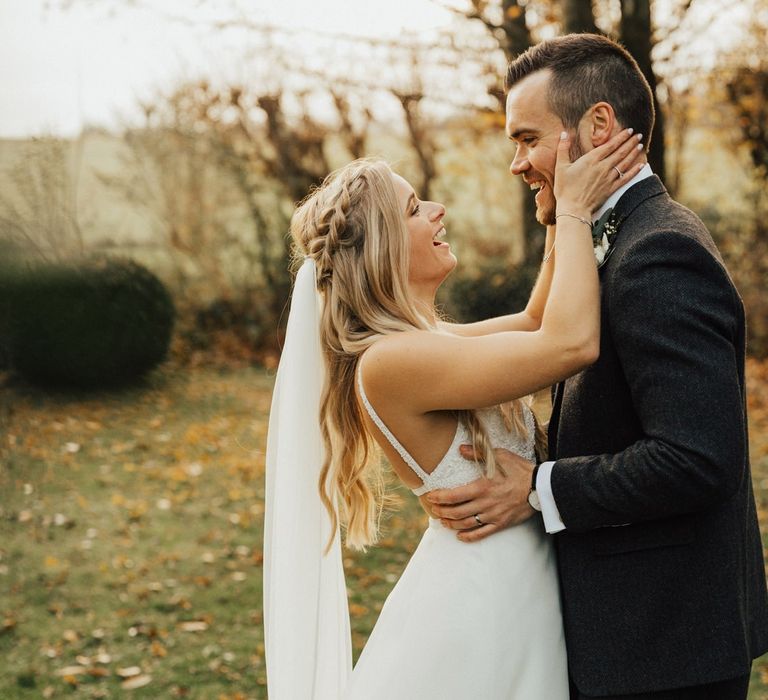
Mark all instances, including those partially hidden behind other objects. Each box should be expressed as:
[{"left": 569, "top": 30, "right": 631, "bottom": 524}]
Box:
[{"left": 528, "top": 490, "right": 542, "bottom": 512}]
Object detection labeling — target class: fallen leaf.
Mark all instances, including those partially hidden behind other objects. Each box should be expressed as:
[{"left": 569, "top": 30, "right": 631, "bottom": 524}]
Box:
[
  {"left": 121, "top": 674, "right": 152, "bottom": 689},
  {"left": 348, "top": 603, "right": 369, "bottom": 617},
  {"left": 178, "top": 620, "right": 208, "bottom": 632},
  {"left": 1, "top": 616, "right": 17, "bottom": 634},
  {"left": 56, "top": 665, "right": 87, "bottom": 676},
  {"left": 116, "top": 666, "right": 142, "bottom": 678}
]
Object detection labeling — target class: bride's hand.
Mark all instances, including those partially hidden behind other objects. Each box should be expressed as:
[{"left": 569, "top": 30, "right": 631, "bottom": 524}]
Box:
[{"left": 553, "top": 128, "right": 645, "bottom": 214}]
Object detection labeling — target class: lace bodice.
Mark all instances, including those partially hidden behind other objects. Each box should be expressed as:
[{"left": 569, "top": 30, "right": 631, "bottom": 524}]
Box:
[{"left": 357, "top": 372, "right": 536, "bottom": 496}]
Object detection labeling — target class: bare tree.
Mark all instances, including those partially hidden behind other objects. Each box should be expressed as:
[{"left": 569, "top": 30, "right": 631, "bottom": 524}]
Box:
[
  {"left": 562, "top": 0, "right": 599, "bottom": 33},
  {"left": 619, "top": 0, "right": 667, "bottom": 184},
  {"left": 393, "top": 91, "right": 437, "bottom": 201},
  {"left": 0, "top": 138, "right": 86, "bottom": 263},
  {"left": 440, "top": 0, "right": 542, "bottom": 262}
]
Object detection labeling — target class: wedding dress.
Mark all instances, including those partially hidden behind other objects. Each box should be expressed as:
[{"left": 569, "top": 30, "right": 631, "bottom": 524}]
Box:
[
  {"left": 264, "top": 259, "right": 568, "bottom": 699},
  {"left": 342, "top": 375, "right": 570, "bottom": 699}
]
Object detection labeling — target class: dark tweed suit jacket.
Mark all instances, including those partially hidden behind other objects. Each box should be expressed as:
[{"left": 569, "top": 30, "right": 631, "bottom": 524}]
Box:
[{"left": 548, "top": 176, "right": 768, "bottom": 696}]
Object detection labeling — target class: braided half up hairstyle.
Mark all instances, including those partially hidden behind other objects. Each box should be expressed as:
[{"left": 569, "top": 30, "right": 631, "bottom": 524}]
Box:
[{"left": 290, "top": 158, "right": 540, "bottom": 552}]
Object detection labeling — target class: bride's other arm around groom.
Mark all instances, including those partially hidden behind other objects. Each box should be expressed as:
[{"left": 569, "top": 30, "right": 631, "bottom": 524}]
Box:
[{"left": 429, "top": 33, "right": 768, "bottom": 700}]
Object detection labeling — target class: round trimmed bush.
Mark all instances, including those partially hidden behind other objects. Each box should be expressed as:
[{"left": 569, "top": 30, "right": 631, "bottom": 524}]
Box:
[{"left": 6, "top": 258, "right": 175, "bottom": 388}]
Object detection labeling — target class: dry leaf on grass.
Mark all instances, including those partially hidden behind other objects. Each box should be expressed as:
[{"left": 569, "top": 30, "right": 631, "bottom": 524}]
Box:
[
  {"left": 178, "top": 620, "right": 208, "bottom": 632},
  {"left": 116, "top": 666, "right": 142, "bottom": 678},
  {"left": 121, "top": 674, "right": 152, "bottom": 689}
]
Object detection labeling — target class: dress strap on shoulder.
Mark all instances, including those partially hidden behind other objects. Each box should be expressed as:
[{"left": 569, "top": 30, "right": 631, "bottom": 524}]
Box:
[{"left": 356, "top": 365, "right": 431, "bottom": 487}]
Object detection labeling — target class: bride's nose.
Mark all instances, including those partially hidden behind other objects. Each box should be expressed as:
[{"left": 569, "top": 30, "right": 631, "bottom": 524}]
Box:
[{"left": 429, "top": 202, "right": 446, "bottom": 222}]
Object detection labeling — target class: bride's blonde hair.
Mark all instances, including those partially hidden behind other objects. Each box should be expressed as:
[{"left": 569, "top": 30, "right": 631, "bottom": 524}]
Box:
[{"left": 290, "top": 159, "right": 542, "bottom": 551}]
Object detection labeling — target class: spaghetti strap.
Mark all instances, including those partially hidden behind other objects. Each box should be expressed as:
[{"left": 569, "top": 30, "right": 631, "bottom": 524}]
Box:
[{"left": 356, "top": 366, "right": 431, "bottom": 488}]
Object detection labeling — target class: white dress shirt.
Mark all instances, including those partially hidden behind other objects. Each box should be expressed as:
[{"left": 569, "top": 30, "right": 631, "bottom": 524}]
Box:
[{"left": 537, "top": 163, "right": 654, "bottom": 534}]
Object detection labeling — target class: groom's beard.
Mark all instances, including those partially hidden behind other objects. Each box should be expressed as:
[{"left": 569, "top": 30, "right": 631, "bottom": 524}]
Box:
[
  {"left": 569, "top": 138, "right": 586, "bottom": 163},
  {"left": 543, "top": 136, "right": 588, "bottom": 226}
]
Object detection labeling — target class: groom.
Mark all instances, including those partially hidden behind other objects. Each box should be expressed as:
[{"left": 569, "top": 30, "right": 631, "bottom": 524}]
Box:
[{"left": 429, "top": 34, "right": 768, "bottom": 700}]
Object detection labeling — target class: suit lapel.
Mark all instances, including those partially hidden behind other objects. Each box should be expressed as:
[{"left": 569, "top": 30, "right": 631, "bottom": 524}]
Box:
[{"left": 546, "top": 177, "right": 666, "bottom": 461}]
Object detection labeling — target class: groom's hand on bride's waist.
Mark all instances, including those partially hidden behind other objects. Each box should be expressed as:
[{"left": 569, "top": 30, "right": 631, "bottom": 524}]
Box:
[{"left": 426, "top": 446, "right": 536, "bottom": 543}]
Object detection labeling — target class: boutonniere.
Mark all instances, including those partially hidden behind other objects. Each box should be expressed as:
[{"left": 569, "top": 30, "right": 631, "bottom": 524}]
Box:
[{"left": 592, "top": 208, "right": 619, "bottom": 268}]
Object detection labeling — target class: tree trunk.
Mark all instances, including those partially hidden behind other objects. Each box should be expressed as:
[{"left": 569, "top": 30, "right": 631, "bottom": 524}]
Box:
[
  {"left": 498, "top": 0, "right": 532, "bottom": 59},
  {"left": 619, "top": 0, "right": 666, "bottom": 185},
  {"left": 395, "top": 92, "right": 437, "bottom": 201},
  {"left": 562, "top": 0, "right": 599, "bottom": 34},
  {"left": 496, "top": 1, "right": 543, "bottom": 264}
]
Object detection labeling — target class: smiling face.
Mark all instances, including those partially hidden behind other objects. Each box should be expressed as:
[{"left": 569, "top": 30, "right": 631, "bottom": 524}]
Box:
[
  {"left": 391, "top": 173, "right": 455, "bottom": 295},
  {"left": 505, "top": 69, "right": 573, "bottom": 226}
]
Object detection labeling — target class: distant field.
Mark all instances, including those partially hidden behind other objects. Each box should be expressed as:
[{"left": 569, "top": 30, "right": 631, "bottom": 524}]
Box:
[
  {"left": 0, "top": 363, "right": 766, "bottom": 698},
  {"left": 0, "top": 121, "right": 754, "bottom": 283}
]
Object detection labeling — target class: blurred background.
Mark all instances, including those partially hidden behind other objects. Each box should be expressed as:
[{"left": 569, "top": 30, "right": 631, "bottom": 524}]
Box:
[{"left": 1, "top": 0, "right": 767, "bottom": 698}]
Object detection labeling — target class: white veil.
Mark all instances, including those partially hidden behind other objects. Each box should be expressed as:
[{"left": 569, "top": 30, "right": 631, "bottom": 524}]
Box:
[{"left": 263, "top": 258, "right": 352, "bottom": 699}]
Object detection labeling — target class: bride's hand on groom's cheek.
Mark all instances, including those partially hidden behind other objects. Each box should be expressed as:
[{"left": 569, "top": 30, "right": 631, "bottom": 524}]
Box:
[{"left": 426, "top": 447, "right": 536, "bottom": 543}]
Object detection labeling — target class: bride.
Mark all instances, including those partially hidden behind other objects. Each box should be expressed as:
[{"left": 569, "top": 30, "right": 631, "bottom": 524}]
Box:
[{"left": 264, "top": 129, "right": 644, "bottom": 699}]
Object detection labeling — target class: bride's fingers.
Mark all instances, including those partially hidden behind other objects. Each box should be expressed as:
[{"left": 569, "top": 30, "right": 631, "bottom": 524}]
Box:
[
  {"left": 553, "top": 130, "right": 572, "bottom": 178},
  {"left": 602, "top": 141, "right": 646, "bottom": 195},
  {"left": 589, "top": 127, "right": 637, "bottom": 163},
  {"left": 615, "top": 161, "right": 645, "bottom": 184},
  {"left": 603, "top": 135, "right": 644, "bottom": 174},
  {"left": 614, "top": 140, "right": 646, "bottom": 178}
]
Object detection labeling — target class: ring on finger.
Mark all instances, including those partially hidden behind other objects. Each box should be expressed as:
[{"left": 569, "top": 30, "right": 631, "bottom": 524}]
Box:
[
  {"left": 613, "top": 166, "right": 624, "bottom": 179},
  {"left": 473, "top": 514, "right": 484, "bottom": 526}
]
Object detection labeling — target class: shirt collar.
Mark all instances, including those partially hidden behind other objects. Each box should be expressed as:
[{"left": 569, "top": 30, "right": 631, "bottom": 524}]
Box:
[{"left": 592, "top": 163, "right": 654, "bottom": 223}]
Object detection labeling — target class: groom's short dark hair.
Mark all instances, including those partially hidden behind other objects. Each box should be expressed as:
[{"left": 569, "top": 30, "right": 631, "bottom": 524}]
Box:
[{"left": 505, "top": 33, "right": 655, "bottom": 149}]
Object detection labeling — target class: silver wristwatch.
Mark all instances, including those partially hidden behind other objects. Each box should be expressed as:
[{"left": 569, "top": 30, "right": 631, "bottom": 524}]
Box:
[{"left": 527, "top": 464, "right": 542, "bottom": 512}]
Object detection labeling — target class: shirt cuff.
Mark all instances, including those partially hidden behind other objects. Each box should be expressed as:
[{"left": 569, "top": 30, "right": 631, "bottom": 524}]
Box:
[{"left": 537, "top": 460, "right": 566, "bottom": 534}]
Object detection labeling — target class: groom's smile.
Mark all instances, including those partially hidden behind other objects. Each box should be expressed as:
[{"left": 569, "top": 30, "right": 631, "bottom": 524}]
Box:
[{"left": 505, "top": 70, "right": 564, "bottom": 226}]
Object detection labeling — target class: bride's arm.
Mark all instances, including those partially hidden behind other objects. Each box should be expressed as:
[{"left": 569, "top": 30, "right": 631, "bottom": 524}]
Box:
[{"left": 439, "top": 226, "right": 556, "bottom": 336}]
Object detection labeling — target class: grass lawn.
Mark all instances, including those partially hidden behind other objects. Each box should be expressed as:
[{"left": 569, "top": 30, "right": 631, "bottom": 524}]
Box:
[{"left": 1, "top": 362, "right": 767, "bottom": 699}]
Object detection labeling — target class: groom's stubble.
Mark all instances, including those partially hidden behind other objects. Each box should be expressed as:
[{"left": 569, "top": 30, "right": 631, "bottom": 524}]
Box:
[
  {"left": 568, "top": 133, "right": 587, "bottom": 164},
  {"left": 543, "top": 130, "right": 588, "bottom": 226}
]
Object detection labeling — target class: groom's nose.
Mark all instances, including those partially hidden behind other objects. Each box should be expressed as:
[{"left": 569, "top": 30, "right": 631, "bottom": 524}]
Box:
[{"left": 509, "top": 150, "right": 529, "bottom": 176}]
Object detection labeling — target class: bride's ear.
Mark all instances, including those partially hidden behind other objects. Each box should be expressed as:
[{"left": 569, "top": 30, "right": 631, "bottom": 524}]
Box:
[{"left": 585, "top": 102, "right": 617, "bottom": 148}]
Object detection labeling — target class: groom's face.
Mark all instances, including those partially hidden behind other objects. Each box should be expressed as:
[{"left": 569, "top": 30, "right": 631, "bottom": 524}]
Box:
[{"left": 506, "top": 70, "right": 581, "bottom": 226}]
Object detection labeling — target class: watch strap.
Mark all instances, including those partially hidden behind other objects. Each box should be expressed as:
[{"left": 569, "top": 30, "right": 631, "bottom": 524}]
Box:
[{"left": 531, "top": 463, "right": 540, "bottom": 492}]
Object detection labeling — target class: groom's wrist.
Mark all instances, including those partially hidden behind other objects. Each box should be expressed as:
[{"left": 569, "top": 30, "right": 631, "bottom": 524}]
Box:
[{"left": 527, "top": 464, "right": 542, "bottom": 512}]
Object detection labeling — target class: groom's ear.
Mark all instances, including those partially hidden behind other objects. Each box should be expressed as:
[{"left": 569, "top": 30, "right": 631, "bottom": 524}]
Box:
[{"left": 586, "top": 102, "right": 618, "bottom": 148}]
